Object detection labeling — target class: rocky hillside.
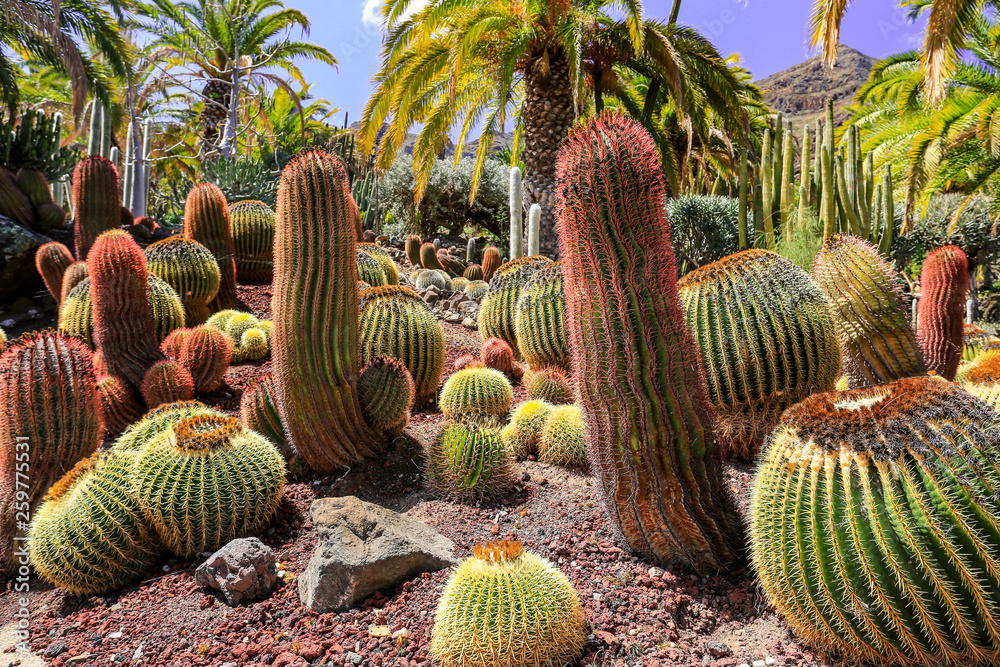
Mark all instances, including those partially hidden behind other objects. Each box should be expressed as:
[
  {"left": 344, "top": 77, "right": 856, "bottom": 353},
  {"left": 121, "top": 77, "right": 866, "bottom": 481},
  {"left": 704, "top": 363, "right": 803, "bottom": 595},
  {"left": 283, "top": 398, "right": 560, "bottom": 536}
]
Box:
[{"left": 755, "top": 45, "right": 876, "bottom": 130}]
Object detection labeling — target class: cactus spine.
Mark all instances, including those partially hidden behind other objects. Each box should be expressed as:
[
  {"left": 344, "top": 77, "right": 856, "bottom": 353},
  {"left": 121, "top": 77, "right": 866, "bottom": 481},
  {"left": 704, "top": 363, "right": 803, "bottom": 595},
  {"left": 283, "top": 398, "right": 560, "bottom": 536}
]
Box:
[
  {"left": 439, "top": 366, "right": 513, "bottom": 423},
  {"left": 357, "top": 357, "right": 414, "bottom": 437},
  {"left": 229, "top": 200, "right": 275, "bottom": 282},
  {"left": 35, "top": 241, "right": 74, "bottom": 305},
  {"left": 513, "top": 261, "right": 569, "bottom": 371},
  {"left": 555, "top": 113, "right": 742, "bottom": 573},
  {"left": 183, "top": 183, "right": 237, "bottom": 311},
  {"left": 509, "top": 166, "right": 523, "bottom": 259},
  {"left": 917, "top": 245, "right": 968, "bottom": 380},
  {"left": 72, "top": 155, "right": 121, "bottom": 261},
  {"left": 426, "top": 422, "right": 513, "bottom": 502},
  {"left": 481, "top": 246, "right": 501, "bottom": 282}
]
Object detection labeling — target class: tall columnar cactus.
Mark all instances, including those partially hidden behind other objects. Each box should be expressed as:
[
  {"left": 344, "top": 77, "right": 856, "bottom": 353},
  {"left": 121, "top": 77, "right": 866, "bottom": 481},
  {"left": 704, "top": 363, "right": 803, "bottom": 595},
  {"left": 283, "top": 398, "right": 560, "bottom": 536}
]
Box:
[
  {"left": 28, "top": 452, "right": 161, "bottom": 595},
  {"left": 514, "top": 261, "right": 569, "bottom": 372},
  {"left": 917, "top": 245, "right": 968, "bottom": 381},
  {"left": 145, "top": 236, "right": 222, "bottom": 325},
  {"left": 272, "top": 149, "right": 383, "bottom": 471},
  {"left": 240, "top": 374, "right": 290, "bottom": 455},
  {"left": 358, "top": 357, "right": 415, "bottom": 437},
  {"left": 481, "top": 246, "right": 502, "bottom": 282},
  {"left": 134, "top": 412, "right": 286, "bottom": 557},
  {"left": 439, "top": 366, "right": 514, "bottom": 423},
  {"left": 426, "top": 422, "right": 514, "bottom": 502},
  {"left": 751, "top": 377, "right": 1000, "bottom": 666},
  {"left": 88, "top": 230, "right": 167, "bottom": 394},
  {"left": 814, "top": 235, "right": 926, "bottom": 388},
  {"left": 178, "top": 324, "right": 232, "bottom": 393},
  {"left": 510, "top": 166, "right": 523, "bottom": 260},
  {"left": 466, "top": 236, "right": 476, "bottom": 263},
  {"left": 419, "top": 242, "right": 444, "bottom": 271},
  {"left": 0, "top": 331, "right": 103, "bottom": 569},
  {"left": 677, "top": 249, "right": 841, "bottom": 461},
  {"left": 527, "top": 203, "right": 541, "bottom": 257},
  {"left": 479, "top": 255, "right": 553, "bottom": 356},
  {"left": 431, "top": 541, "right": 586, "bottom": 667},
  {"left": 183, "top": 183, "right": 237, "bottom": 312},
  {"left": 555, "top": 113, "right": 742, "bottom": 573},
  {"left": 229, "top": 199, "right": 275, "bottom": 282},
  {"left": 358, "top": 285, "right": 446, "bottom": 406},
  {"left": 358, "top": 242, "right": 399, "bottom": 285},
  {"left": 35, "top": 241, "right": 74, "bottom": 304},
  {"left": 405, "top": 234, "right": 422, "bottom": 267},
  {"left": 72, "top": 155, "right": 121, "bottom": 261}
]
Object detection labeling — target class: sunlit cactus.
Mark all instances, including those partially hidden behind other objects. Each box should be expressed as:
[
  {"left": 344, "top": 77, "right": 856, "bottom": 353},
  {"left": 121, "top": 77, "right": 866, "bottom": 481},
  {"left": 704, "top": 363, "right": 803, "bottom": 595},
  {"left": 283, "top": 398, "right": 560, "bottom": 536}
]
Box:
[
  {"left": 60, "top": 261, "right": 88, "bottom": 304},
  {"left": 161, "top": 327, "right": 190, "bottom": 360},
  {"left": 359, "top": 285, "right": 446, "bottom": 406},
  {"left": 205, "top": 308, "right": 239, "bottom": 331},
  {"left": 229, "top": 199, "right": 275, "bottom": 282},
  {"left": 450, "top": 276, "right": 470, "bottom": 292},
  {"left": 238, "top": 328, "right": 269, "bottom": 362},
  {"left": 72, "top": 155, "right": 121, "bottom": 261},
  {"left": 678, "top": 249, "right": 841, "bottom": 461},
  {"left": 415, "top": 270, "right": 448, "bottom": 291},
  {"left": 514, "top": 261, "right": 569, "bottom": 372},
  {"left": 751, "top": 376, "right": 1000, "bottom": 667},
  {"left": 134, "top": 412, "right": 285, "bottom": 557},
  {"left": 178, "top": 324, "right": 232, "bottom": 393},
  {"left": 963, "top": 324, "right": 996, "bottom": 362},
  {"left": 814, "top": 235, "right": 926, "bottom": 388},
  {"left": 420, "top": 242, "right": 444, "bottom": 270},
  {"left": 0, "top": 326, "right": 5, "bottom": 354},
  {"left": 464, "top": 280, "right": 489, "bottom": 300},
  {"left": 96, "top": 375, "right": 145, "bottom": 436},
  {"left": 426, "top": 422, "right": 514, "bottom": 502},
  {"left": 478, "top": 256, "right": 553, "bottom": 356},
  {"left": 240, "top": 375, "right": 290, "bottom": 455},
  {"left": 439, "top": 366, "right": 513, "bottom": 423},
  {"left": 183, "top": 182, "right": 237, "bottom": 312},
  {"left": 358, "top": 242, "right": 399, "bottom": 285},
  {"left": 35, "top": 241, "right": 74, "bottom": 305},
  {"left": 357, "top": 249, "right": 388, "bottom": 287},
  {"left": 405, "top": 234, "right": 422, "bottom": 267},
  {"left": 537, "top": 404, "right": 587, "bottom": 467},
  {"left": 112, "top": 400, "right": 215, "bottom": 453},
  {"left": 144, "top": 236, "right": 221, "bottom": 325},
  {"left": 147, "top": 274, "right": 186, "bottom": 342},
  {"left": 917, "top": 245, "right": 968, "bottom": 381},
  {"left": 481, "top": 246, "right": 501, "bottom": 282},
  {"left": 525, "top": 366, "right": 573, "bottom": 404},
  {"left": 358, "top": 356, "right": 415, "bottom": 437},
  {"left": 430, "top": 541, "right": 586, "bottom": 667},
  {"left": 555, "top": 113, "right": 742, "bottom": 573},
  {"left": 141, "top": 359, "right": 195, "bottom": 408},
  {"left": 480, "top": 337, "right": 523, "bottom": 382},
  {"left": 463, "top": 264, "right": 483, "bottom": 281},
  {"left": 500, "top": 400, "right": 554, "bottom": 459}
]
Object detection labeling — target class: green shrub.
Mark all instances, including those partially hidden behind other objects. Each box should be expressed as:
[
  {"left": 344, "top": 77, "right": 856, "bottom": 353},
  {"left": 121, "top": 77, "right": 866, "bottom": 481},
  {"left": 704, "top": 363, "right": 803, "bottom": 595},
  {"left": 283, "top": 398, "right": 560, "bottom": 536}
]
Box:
[{"left": 667, "top": 195, "right": 744, "bottom": 276}]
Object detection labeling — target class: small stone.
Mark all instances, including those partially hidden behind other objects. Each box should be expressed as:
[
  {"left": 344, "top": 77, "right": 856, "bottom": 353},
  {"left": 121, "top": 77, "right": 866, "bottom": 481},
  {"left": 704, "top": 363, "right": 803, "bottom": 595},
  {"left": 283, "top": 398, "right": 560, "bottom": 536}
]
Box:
[
  {"left": 752, "top": 661, "right": 766, "bottom": 667},
  {"left": 462, "top": 317, "right": 477, "bottom": 329},
  {"left": 648, "top": 566, "right": 664, "bottom": 578},
  {"left": 195, "top": 537, "right": 278, "bottom": 606},
  {"left": 445, "top": 312, "right": 463, "bottom": 323},
  {"left": 705, "top": 641, "right": 731, "bottom": 657},
  {"left": 346, "top": 652, "right": 363, "bottom": 665},
  {"left": 765, "top": 658, "right": 777, "bottom": 666},
  {"left": 44, "top": 642, "right": 68, "bottom": 658},
  {"left": 592, "top": 593, "right": 602, "bottom": 601},
  {"left": 107, "top": 632, "right": 122, "bottom": 640},
  {"left": 132, "top": 644, "right": 144, "bottom": 660},
  {"left": 521, "top": 472, "right": 530, "bottom": 482}
]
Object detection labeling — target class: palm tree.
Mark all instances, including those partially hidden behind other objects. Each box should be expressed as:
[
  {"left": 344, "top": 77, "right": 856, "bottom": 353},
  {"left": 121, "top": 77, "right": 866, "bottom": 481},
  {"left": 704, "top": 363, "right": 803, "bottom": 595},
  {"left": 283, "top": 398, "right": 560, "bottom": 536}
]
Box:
[
  {"left": 363, "top": 0, "right": 751, "bottom": 257},
  {"left": 135, "top": 0, "right": 336, "bottom": 155}
]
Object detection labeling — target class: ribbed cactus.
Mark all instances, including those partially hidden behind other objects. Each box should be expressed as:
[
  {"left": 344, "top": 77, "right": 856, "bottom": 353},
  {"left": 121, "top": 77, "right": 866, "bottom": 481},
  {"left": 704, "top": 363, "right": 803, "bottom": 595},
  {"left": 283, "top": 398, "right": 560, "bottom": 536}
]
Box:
[
  {"left": 72, "top": 155, "right": 121, "bottom": 261},
  {"left": 161, "top": 327, "right": 190, "bottom": 360},
  {"left": 814, "top": 235, "right": 926, "bottom": 388},
  {"left": 134, "top": 412, "right": 286, "bottom": 557},
  {"left": 479, "top": 337, "right": 523, "bottom": 382},
  {"left": 464, "top": 280, "right": 489, "bottom": 299},
  {"left": 514, "top": 261, "right": 569, "bottom": 372},
  {"left": 112, "top": 399, "right": 215, "bottom": 453},
  {"left": 509, "top": 167, "right": 524, "bottom": 260},
  {"left": 35, "top": 241, "right": 74, "bottom": 304},
  {"left": 28, "top": 452, "right": 161, "bottom": 595},
  {"left": 481, "top": 246, "right": 501, "bottom": 282},
  {"left": 358, "top": 357, "right": 415, "bottom": 437},
  {"left": 238, "top": 328, "right": 269, "bottom": 362},
  {"left": 88, "top": 230, "right": 167, "bottom": 393},
  {"left": 500, "top": 400, "right": 553, "bottom": 459},
  {"left": 229, "top": 199, "right": 275, "bottom": 282},
  {"left": 239, "top": 374, "right": 290, "bottom": 455},
  {"left": 555, "top": 113, "right": 742, "bottom": 573},
  {"left": 205, "top": 308, "right": 238, "bottom": 331},
  {"left": 405, "top": 234, "right": 422, "bottom": 267},
  {"left": 0, "top": 331, "right": 102, "bottom": 569},
  {"left": 751, "top": 376, "right": 1000, "bottom": 666},
  {"left": 431, "top": 540, "right": 586, "bottom": 667},
  {"left": 677, "top": 249, "right": 841, "bottom": 461},
  {"left": 145, "top": 237, "right": 221, "bottom": 325},
  {"left": 415, "top": 270, "right": 448, "bottom": 291},
  {"left": 420, "top": 242, "right": 444, "bottom": 270},
  {"left": 439, "top": 367, "right": 513, "bottom": 423},
  {"left": 525, "top": 366, "right": 573, "bottom": 404},
  {"left": 479, "top": 256, "right": 553, "bottom": 356},
  {"left": 178, "top": 324, "right": 232, "bottom": 393},
  {"left": 426, "top": 422, "right": 513, "bottom": 502},
  {"left": 358, "top": 242, "right": 399, "bottom": 285},
  {"left": 917, "top": 245, "right": 969, "bottom": 381},
  {"left": 538, "top": 404, "right": 587, "bottom": 467},
  {"left": 141, "top": 359, "right": 195, "bottom": 408},
  {"left": 147, "top": 274, "right": 186, "bottom": 342},
  {"left": 183, "top": 183, "right": 237, "bottom": 312},
  {"left": 271, "top": 149, "right": 383, "bottom": 471},
  {"left": 450, "top": 277, "right": 470, "bottom": 292},
  {"left": 209, "top": 310, "right": 270, "bottom": 363},
  {"left": 60, "top": 261, "right": 88, "bottom": 304},
  {"left": 96, "top": 375, "right": 145, "bottom": 436},
  {"left": 963, "top": 324, "right": 995, "bottom": 362},
  {"left": 358, "top": 285, "right": 446, "bottom": 406},
  {"left": 464, "top": 264, "right": 483, "bottom": 281},
  {"left": 357, "top": 249, "right": 388, "bottom": 287},
  {"left": 527, "top": 203, "right": 541, "bottom": 257}
]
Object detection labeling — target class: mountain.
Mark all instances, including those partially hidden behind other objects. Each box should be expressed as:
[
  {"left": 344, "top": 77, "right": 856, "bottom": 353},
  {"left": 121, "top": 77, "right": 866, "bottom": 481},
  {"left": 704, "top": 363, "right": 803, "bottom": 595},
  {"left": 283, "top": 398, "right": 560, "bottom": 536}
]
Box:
[
  {"left": 754, "top": 45, "right": 877, "bottom": 130},
  {"left": 351, "top": 121, "right": 515, "bottom": 161}
]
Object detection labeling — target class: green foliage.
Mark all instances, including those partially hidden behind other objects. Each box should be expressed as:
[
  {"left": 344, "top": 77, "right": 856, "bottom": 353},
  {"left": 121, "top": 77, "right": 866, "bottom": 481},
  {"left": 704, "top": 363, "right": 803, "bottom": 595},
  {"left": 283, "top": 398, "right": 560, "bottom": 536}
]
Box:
[
  {"left": 202, "top": 157, "right": 279, "bottom": 206},
  {"left": 892, "top": 194, "right": 1000, "bottom": 277},
  {"left": 0, "top": 109, "right": 79, "bottom": 180},
  {"left": 668, "top": 195, "right": 743, "bottom": 275},
  {"left": 426, "top": 422, "right": 513, "bottom": 502},
  {"left": 776, "top": 212, "right": 825, "bottom": 273}
]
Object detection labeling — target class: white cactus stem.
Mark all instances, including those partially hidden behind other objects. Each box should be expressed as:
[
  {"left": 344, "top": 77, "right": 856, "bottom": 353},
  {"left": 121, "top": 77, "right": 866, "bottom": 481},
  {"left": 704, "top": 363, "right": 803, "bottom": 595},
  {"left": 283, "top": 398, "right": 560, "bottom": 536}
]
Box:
[
  {"left": 527, "top": 203, "right": 541, "bottom": 256},
  {"left": 467, "top": 237, "right": 476, "bottom": 263},
  {"left": 509, "top": 166, "right": 523, "bottom": 259}
]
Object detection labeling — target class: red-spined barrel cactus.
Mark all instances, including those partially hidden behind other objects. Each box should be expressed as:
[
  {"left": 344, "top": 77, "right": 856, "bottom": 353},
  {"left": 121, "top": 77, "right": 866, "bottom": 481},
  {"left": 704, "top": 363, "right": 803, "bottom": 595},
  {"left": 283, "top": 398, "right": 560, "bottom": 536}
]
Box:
[
  {"left": 60, "top": 261, "right": 88, "bottom": 304},
  {"left": 480, "top": 337, "right": 523, "bottom": 382},
  {"left": 72, "top": 155, "right": 121, "bottom": 261},
  {"left": 405, "top": 234, "right": 422, "bottom": 267},
  {"left": 555, "top": 113, "right": 742, "bottom": 573},
  {"left": 35, "top": 241, "right": 74, "bottom": 305},
  {"left": 178, "top": 324, "right": 232, "bottom": 393},
  {"left": 0, "top": 331, "right": 103, "bottom": 569},
  {"left": 183, "top": 183, "right": 237, "bottom": 312},
  {"left": 420, "top": 242, "right": 444, "bottom": 270},
  {"left": 463, "top": 264, "right": 483, "bottom": 281},
  {"left": 88, "top": 230, "right": 167, "bottom": 394},
  {"left": 97, "top": 375, "right": 145, "bottom": 436},
  {"left": 141, "top": 359, "right": 195, "bottom": 408},
  {"left": 271, "top": 149, "right": 383, "bottom": 471},
  {"left": 481, "top": 246, "right": 501, "bottom": 282},
  {"left": 917, "top": 245, "right": 968, "bottom": 381}
]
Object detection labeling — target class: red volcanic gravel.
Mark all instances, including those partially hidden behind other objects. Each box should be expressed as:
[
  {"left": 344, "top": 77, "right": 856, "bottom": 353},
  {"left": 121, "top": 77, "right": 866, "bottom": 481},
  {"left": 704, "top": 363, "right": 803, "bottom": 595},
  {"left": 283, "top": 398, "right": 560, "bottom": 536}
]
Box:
[{"left": 1, "top": 283, "right": 835, "bottom": 667}]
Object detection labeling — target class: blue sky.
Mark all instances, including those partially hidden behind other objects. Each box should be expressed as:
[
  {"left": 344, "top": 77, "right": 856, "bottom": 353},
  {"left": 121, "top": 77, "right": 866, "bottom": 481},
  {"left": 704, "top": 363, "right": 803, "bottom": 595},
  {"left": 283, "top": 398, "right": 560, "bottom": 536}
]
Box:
[{"left": 291, "top": 1, "right": 926, "bottom": 123}]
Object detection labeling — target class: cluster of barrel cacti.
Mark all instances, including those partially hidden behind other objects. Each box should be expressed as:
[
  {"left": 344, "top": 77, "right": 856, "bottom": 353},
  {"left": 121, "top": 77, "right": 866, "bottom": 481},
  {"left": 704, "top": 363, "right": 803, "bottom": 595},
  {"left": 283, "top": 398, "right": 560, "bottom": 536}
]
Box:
[
  {"left": 478, "top": 255, "right": 553, "bottom": 356},
  {"left": 205, "top": 309, "right": 272, "bottom": 362},
  {"left": 500, "top": 399, "right": 586, "bottom": 467}
]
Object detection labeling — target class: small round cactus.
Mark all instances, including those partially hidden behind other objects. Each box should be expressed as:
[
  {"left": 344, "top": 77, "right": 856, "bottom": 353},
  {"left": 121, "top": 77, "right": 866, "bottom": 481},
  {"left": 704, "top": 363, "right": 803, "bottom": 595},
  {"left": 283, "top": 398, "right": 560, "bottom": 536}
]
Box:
[
  {"left": 29, "top": 452, "right": 162, "bottom": 596},
  {"left": 134, "top": 412, "right": 286, "bottom": 557},
  {"left": 206, "top": 309, "right": 239, "bottom": 331},
  {"left": 240, "top": 375, "right": 290, "bottom": 456},
  {"left": 416, "top": 270, "right": 448, "bottom": 291},
  {"left": 430, "top": 540, "right": 586, "bottom": 667},
  {"left": 500, "top": 400, "right": 553, "bottom": 459},
  {"left": 97, "top": 375, "right": 145, "bottom": 436},
  {"left": 145, "top": 236, "right": 221, "bottom": 325},
  {"left": 358, "top": 242, "right": 399, "bottom": 285},
  {"left": 463, "top": 264, "right": 484, "bottom": 281},
  {"left": 358, "top": 356, "right": 415, "bottom": 437},
  {"left": 439, "top": 367, "right": 513, "bottom": 423},
  {"left": 178, "top": 324, "right": 232, "bottom": 393},
  {"left": 426, "top": 422, "right": 514, "bottom": 502},
  {"left": 480, "top": 337, "right": 523, "bottom": 382},
  {"left": 357, "top": 249, "right": 388, "bottom": 287},
  {"left": 161, "top": 327, "right": 191, "bottom": 360},
  {"left": 525, "top": 366, "right": 573, "bottom": 404},
  {"left": 229, "top": 200, "right": 275, "bottom": 282},
  {"left": 454, "top": 354, "right": 476, "bottom": 371},
  {"left": 238, "top": 328, "right": 269, "bottom": 362},
  {"left": 538, "top": 405, "right": 587, "bottom": 467},
  {"left": 464, "top": 280, "right": 489, "bottom": 300},
  {"left": 141, "top": 359, "right": 195, "bottom": 408},
  {"left": 450, "top": 276, "right": 470, "bottom": 292}
]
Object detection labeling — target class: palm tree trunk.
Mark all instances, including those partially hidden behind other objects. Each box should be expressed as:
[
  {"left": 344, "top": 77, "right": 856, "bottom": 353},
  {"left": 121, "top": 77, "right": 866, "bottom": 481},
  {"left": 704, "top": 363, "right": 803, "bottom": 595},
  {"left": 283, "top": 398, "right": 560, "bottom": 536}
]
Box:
[{"left": 522, "top": 46, "right": 575, "bottom": 258}]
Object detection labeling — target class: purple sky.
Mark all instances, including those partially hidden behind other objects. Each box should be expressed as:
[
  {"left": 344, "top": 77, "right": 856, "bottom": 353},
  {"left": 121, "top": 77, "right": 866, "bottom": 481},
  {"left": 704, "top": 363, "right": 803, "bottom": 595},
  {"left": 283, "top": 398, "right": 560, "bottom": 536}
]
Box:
[{"left": 292, "top": 1, "right": 926, "bottom": 124}]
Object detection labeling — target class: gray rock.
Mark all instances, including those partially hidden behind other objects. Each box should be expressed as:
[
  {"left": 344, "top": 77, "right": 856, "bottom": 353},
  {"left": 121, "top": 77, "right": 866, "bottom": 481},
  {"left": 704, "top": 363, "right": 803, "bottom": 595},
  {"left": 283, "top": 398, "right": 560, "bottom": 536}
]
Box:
[
  {"left": 422, "top": 292, "right": 439, "bottom": 305},
  {"left": 444, "top": 312, "right": 463, "bottom": 323},
  {"left": 346, "top": 652, "right": 363, "bottom": 665},
  {"left": 298, "top": 496, "right": 457, "bottom": 612},
  {"left": 44, "top": 641, "right": 68, "bottom": 658},
  {"left": 195, "top": 537, "right": 278, "bottom": 606},
  {"left": 705, "top": 641, "right": 732, "bottom": 658},
  {"left": 462, "top": 317, "right": 478, "bottom": 330},
  {"left": 0, "top": 214, "right": 48, "bottom": 305}
]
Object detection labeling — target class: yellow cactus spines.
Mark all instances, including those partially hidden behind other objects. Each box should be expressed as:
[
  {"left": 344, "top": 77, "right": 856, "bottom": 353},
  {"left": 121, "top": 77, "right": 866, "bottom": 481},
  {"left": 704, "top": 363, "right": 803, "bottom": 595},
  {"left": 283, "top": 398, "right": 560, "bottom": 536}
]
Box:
[
  {"left": 439, "top": 367, "right": 513, "bottom": 423},
  {"left": 357, "top": 249, "right": 388, "bottom": 287},
  {"left": 359, "top": 285, "right": 446, "bottom": 405},
  {"left": 430, "top": 540, "right": 586, "bottom": 667},
  {"left": 415, "top": 270, "right": 447, "bottom": 291},
  {"left": 514, "top": 261, "right": 569, "bottom": 372},
  {"left": 358, "top": 356, "right": 415, "bottom": 437},
  {"left": 963, "top": 324, "right": 996, "bottom": 362},
  {"left": 500, "top": 400, "right": 554, "bottom": 459},
  {"left": 464, "top": 280, "right": 489, "bottom": 300},
  {"left": 538, "top": 404, "right": 587, "bottom": 467},
  {"left": 206, "top": 308, "right": 240, "bottom": 331},
  {"left": 478, "top": 255, "right": 553, "bottom": 356},
  {"left": 112, "top": 400, "right": 214, "bottom": 453},
  {"left": 524, "top": 366, "right": 573, "bottom": 405},
  {"left": 751, "top": 376, "right": 1000, "bottom": 667},
  {"left": 59, "top": 278, "right": 95, "bottom": 347},
  {"left": 450, "top": 276, "right": 470, "bottom": 292},
  {"left": 144, "top": 236, "right": 221, "bottom": 325},
  {"left": 960, "top": 355, "right": 1000, "bottom": 410},
  {"left": 426, "top": 422, "right": 514, "bottom": 502},
  {"left": 147, "top": 274, "right": 186, "bottom": 342},
  {"left": 239, "top": 376, "right": 289, "bottom": 455},
  {"left": 223, "top": 311, "right": 258, "bottom": 341},
  {"left": 678, "top": 249, "right": 841, "bottom": 461},
  {"left": 134, "top": 412, "right": 286, "bottom": 557},
  {"left": 359, "top": 242, "right": 399, "bottom": 285},
  {"left": 229, "top": 199, "right": 275, "bottom": 282},
  {"left": 258, "top": 319, "right": 272, "bottom": 342},
  {"left": 28, "top": 452, "right": 161, "bottom": 596},
  {"left": 238, "top": 328, "right": 269, "bottom": 362},
  {"left": 206, "top": 310, "right": 270, "bottom": 363}
]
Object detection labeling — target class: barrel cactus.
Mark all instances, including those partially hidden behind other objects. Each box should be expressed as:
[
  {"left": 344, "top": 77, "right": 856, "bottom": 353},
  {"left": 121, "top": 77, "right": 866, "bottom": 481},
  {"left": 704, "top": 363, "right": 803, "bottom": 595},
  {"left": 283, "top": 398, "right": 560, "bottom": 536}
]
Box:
[
  {"left": 359, "top": 285, "right": 446, "bottom": 406},
  {"left": 161, "top": 327, "right": 190, "bottom": 360},
  {"left": 500, "top": 400, "right": 554, "bottom": 459},
  {"left": 751, "top": 376, "right": 1000, "bottom": 666},
  {"left": 555, "top": 113, "right": 742, "bottom": 573},
  {"left": 183, "top": 183, "right": 237, "bottom": 312},
  {"left": 96, "top": 375, "right": 145, "bottom": 436},
  {"left": 415, "top": 270, "right": 448, "bottom": 291},
  {"left": 358, "top": 356, "right": 415, "bottom": 437},
  {"left": 480, "top": 337, "right": 523, "bottom": 382},
  {"left": 147, "top": 275, "right": 186, "bottom": 342},
  {"left": 229, "top": 199, "right": 275, "bottom": 282},
  {"left": 420, "top": 242, "right": 444, "bottom": 270},
  {"left": 141, "top": 359, "right": 195, "bottom": 408},
  {"left": 525, "top": 366, "right": 573, "bottom": 405},
  {"left": 514, "top": 261, "right": 569, "bottom": 372},
  {"left": 405, "top": 234, "right": 422, "bottom": 267},
  {"left": 112, "top": 400, "right": 215, "bottom": 454},
  {"left": 464, "top": 264, "right": 484, "bottom": 281},
  {"left": 451, "top": 276, "right": 470, "bottom": 292},
  {"left": 481, "top": 246, "right": 501, "bottom": 282},
  {"left": 72, "top": 155, "right": 121, "bottom": 261},
  {"left": 358, "top": 242, "right": 399, "bottom": 285},
  {"left": 439, "top": 367, "right": 513, "bottom": 423},
  {"left": 144, "top": 236, "right": 221, "bottom": 325},
  {"left": 357, "top": 249, "right": 388, "bottom": 287},
  {"left": 35, "top": 241, "right": 74, "bottom": 305},
  {"left": 430, "top": 540, "right": 586, "bottom": 667},
  {"left": 814, "top": 235, "right": 926, "bottom": 389},
  {"left": 678, "top": 249, "right": 841, "bottom": 461},
  {"left": 60, "top": 261, "right": 88, "bottom": 304},
  {"left": 238, "top": 328, "right": 269, "bottom": 362},
  {"left": 465, "top": 280, "right": 489, "bottom": 300},
  {"left": 239, "top": 375, "right": 290, "bottom": 455},
  {"left": 134, "top": 412, "right": 286, "bottom": 557},
  {"left": 178, "top": 325, "right": 232, "bottom": 393},
  {"left": 917, "top": 245, "right": 969, "bottom": 381},
  {"left": 426, "top": 421, "right": 513, "bottom": 502},
  {"left": 478, "top": 256, "right": 553, "bottom": 356},
  {"left": 538, "top": 405, "right": 587, "bottom": 467}
]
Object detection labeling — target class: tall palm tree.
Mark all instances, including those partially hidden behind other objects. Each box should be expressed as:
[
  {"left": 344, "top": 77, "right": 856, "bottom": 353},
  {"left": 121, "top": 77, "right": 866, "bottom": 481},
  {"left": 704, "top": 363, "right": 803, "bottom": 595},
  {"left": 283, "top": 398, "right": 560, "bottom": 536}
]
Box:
[
  {"left": 135, "top": 0, "right": 336, "bottom": 154},
  {"left": 364, "top": 0, "right": 748, "bottom": 257}
]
